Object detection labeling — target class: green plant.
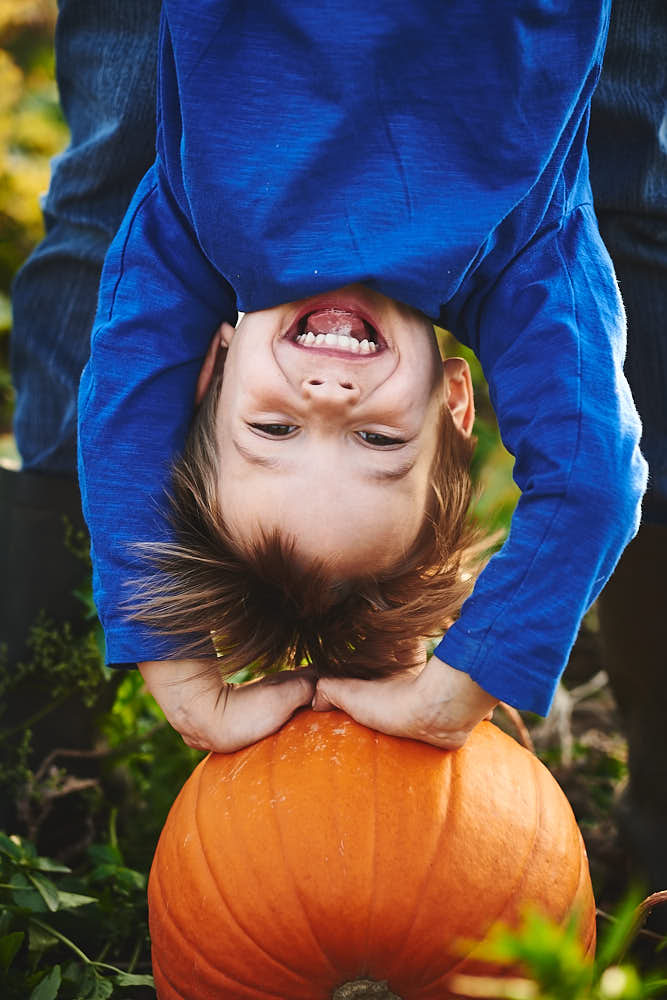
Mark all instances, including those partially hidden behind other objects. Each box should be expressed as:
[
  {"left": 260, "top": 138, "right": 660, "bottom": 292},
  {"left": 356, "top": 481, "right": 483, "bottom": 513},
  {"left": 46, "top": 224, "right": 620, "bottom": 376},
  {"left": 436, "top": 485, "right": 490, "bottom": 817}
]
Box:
[
  {"left": 0, "top": 830, "right": 154, "bottom": 999},
  {"left": 449, "top": 897, "right": 667, "bottom": 1000},
  {"left": 100, "top": 671, "right": 204, "bottom": 872},
  {"left": 0, "top": 614, "right": 114, "bottom": 808}
]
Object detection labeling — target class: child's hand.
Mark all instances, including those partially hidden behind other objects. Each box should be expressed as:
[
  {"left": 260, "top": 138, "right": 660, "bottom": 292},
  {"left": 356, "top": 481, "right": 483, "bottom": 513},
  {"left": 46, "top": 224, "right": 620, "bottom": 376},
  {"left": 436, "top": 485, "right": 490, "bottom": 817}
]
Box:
[
  {"left": 311, "top": 654, "right": 497, "bottom": 750},
  {"left": 139, "top": 660, "right": 316, "bottom": 753}
]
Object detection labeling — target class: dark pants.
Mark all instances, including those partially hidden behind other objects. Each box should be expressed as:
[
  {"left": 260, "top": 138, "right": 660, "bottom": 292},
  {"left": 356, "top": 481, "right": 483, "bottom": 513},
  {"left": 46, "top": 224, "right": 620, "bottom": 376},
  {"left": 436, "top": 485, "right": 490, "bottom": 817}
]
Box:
[
  {"left": 3, "top": 0, "right": 161, "bottom": 653},
  {"left": 10, "top": 0, "right": 161, "bottom": 474},
  {"left": 588, "top": 0, "right": 667, "bottom": 523},
  {"left": 588, "top": 0, "right": 667, "bottom": 899}
]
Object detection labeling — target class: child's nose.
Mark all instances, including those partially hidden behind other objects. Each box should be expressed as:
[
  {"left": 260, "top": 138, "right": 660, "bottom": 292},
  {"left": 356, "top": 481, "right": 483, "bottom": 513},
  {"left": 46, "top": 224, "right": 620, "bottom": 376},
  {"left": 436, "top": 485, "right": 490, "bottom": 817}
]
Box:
[{"left": 301, "top": 376, "right": 361, "bottom": 408}]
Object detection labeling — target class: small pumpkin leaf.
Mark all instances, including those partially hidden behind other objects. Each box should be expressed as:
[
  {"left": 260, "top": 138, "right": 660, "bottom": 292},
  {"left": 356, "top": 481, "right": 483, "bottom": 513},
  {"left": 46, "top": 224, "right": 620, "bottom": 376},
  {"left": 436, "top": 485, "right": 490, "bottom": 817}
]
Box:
[
  {"left": 28, "top": 872, "right": 61, "bottom": 912},
  {"left": 0, "top": 930, "right": 24, "bottom": 971},
  {"left": 28, "top": 963, "right": 62, "bottom": 1000},
  {"left": 115, "top": 971, "right": 156, "bottom": 987}
]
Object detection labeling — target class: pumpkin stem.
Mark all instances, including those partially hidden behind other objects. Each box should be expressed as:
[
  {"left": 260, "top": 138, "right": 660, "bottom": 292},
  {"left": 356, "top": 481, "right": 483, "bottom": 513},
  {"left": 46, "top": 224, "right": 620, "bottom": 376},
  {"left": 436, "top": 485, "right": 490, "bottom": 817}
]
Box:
[{"left": 332, "top": 981, "right": 402, "bottom": 1000}]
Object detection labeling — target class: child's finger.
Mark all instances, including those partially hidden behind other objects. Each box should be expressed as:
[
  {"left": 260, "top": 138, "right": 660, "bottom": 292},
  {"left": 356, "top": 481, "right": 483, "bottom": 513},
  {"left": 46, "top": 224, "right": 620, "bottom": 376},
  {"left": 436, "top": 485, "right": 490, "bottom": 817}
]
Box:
[
  {"left": 213, "top": 671, "right": 316, "bottom": 753},
  {"left": 313, "top": 676, "right": 410, "bottom": 737},
  {"left": 313, "top": 675, "right": 475, "bottom": 751},
  {"left": 311, "top": 685, "right": 338, "bottom": 712}
]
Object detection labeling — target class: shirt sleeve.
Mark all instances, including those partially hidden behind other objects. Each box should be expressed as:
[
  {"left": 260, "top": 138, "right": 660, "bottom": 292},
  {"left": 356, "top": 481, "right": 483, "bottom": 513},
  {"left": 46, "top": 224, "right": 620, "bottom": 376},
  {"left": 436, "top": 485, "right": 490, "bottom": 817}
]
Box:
[
  {"left": 434, "top": 202, "right": 648, "bottom": 715},
  {"left": 77, "top": 161, "right": 236, "bottom": 665}
]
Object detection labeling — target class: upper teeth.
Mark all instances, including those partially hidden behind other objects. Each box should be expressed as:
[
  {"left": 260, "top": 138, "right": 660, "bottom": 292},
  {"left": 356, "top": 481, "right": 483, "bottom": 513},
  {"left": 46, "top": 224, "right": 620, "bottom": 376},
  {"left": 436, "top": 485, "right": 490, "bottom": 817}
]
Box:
[{"left": 296, "top": 331, "right": 377, "bottom": 353}]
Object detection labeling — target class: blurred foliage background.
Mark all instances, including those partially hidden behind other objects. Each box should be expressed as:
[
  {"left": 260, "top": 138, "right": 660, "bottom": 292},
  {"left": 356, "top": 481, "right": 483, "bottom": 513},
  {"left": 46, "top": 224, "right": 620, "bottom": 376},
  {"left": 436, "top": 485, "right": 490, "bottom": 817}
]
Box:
[{"left": 0, "top": 0, "right": 66, "bottom": 454}]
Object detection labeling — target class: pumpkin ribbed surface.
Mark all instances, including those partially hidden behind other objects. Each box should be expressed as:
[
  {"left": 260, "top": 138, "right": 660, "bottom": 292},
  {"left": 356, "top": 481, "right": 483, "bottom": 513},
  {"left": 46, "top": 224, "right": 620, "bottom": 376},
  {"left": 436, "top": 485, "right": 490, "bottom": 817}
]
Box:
[{"left": 148, "top": 712, "right": 595, "bottom": 999}]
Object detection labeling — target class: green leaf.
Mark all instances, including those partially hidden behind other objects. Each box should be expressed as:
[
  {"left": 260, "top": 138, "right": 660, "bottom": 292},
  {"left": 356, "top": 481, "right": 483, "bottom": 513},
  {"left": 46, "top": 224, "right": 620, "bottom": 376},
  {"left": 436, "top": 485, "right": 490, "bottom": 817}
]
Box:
[
  {"left": 0, "top": 831, "right": 25, "bottom": 862},
  {"left": 0, "top": 930, "right": 24, "bottom": 971},
  {"left": 62, "top": 959, "right": 85, "bottom": 982},
  {"left": 88, "top": 843, "right": 123, "bottom": 868},
  {"left": 62, "top": 962, "right": 108, "bottom": 996},
  {"left": 90, "top": 862, "right": 145, "bottom": 891},
  {"left": 70, "top": 965, "right": 98, "bottom": 997},
  {"left": 226, "top": 665, "right": 256, "bottom": 684},
  {"left": 60, "top": 965, "right": 113, "bottom": 1000},
  {"left": 11, "top": 872, "right": 47, "bottom": 912},
  {"left": 54, "top": 890, "right": 97, "bottom": 910},
  {"left": 73, "top": 584, "right": 97, "bottom": 619},
  {"left": 85, "top": 971, "right": 113, "bottom": 1000},
  {"left": 31, "top": 856, "right": 71, "bottom": 875},
  {"left": 89, "top": 864, "right": 119, "bottom": 882},
  {"left": 0, "top": 291, "right": 12, "bottom": 333},
  {"left": 114, "top": 866, "right": 147, "bottom": 891},
  {"left": 595, "top": 892, "right": 645, "bottom": 974},
  {"left": 9, "top": 871, "right": 31, "bottom": 889},
  {"left": 115, "top": 971, "right": 156, "bottom": 987},
  {"left": 28, "top": 872, "right": 61, "bottom": 912},
  {"left": 29, "top": 963, "right": 62, "bottom": 1000},
  {"left": 28, "top": 922, "right": 59, "bottom": 953}
]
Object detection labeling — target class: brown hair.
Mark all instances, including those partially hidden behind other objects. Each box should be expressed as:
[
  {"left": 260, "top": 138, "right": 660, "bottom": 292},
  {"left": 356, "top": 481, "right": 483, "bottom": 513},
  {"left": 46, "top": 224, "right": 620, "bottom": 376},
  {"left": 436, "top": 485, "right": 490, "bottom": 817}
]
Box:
[{"left": 128, "top": 349, "right": 479, "bottom": 679}]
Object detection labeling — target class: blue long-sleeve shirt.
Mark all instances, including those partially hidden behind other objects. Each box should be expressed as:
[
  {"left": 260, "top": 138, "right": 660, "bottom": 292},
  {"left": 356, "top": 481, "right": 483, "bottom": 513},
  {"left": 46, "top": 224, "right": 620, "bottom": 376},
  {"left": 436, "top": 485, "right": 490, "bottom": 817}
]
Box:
[{"left": 78, "top": 0, "right": 647, "bottom": 715}]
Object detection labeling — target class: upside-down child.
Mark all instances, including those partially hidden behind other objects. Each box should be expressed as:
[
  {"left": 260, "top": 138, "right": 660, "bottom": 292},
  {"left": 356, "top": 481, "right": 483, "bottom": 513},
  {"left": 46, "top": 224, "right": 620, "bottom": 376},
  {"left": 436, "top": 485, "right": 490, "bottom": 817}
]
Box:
[{"left": 78, "top": 1, "right": 647, "bottom": 753}]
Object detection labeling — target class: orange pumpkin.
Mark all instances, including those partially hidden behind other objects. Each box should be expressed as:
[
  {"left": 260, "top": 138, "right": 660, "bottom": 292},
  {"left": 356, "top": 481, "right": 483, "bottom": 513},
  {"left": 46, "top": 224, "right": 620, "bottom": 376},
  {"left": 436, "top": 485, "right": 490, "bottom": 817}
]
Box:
[{"left": 148, "top": 711, "right": 595, "bottom": 999}]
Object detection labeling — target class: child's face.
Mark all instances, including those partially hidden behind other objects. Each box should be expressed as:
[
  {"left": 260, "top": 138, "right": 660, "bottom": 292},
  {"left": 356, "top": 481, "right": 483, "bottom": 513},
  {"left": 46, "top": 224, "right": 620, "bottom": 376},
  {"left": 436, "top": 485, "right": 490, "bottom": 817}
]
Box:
[{"left": 201, "top": 284, "right": 473, "bottom": 578}]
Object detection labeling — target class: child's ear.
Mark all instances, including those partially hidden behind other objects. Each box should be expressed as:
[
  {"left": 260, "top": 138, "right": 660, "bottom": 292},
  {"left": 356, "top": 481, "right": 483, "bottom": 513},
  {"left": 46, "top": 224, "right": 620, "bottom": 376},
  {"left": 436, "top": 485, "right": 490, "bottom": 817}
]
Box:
[
  {"left": 442, "top": 357, "right": 475, "bottom": 436},
  {"left": 195, "top": 322, "right": 234, "bottom": 405}
]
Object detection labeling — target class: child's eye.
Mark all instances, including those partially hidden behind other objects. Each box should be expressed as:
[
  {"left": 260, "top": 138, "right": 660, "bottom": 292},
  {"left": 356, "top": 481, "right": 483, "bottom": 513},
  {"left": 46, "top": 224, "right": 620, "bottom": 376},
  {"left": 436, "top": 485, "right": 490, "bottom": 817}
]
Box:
[
  {"left": 357, "top": 431, "right": 404, "bottom": 447},
  {"left": 250, "top": 423, "right": 298, "bottom": 436}
]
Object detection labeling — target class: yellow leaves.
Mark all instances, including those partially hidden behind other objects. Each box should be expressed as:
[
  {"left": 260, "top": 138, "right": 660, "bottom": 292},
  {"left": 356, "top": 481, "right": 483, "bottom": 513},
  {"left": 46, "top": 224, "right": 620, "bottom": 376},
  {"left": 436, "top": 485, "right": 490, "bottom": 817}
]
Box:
[
  {"left": 0, "top": 49, "right": 22, "bottom": 121},
  {"left": 1, "top": 152, "right": 51, "bottom": 233},
  {"left": 0, "top": 6, "right": 67, "bottom": 253},
  {"left": 0, "top": 0, "right": 56, "bottom": 39},
  {"left": 13, "top": 104, "right": 63, "bottom": 154}
]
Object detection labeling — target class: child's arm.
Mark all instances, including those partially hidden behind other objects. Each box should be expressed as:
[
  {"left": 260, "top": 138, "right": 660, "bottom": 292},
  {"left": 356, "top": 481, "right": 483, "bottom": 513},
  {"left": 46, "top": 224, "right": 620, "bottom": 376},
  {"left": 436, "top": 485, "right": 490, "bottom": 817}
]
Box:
[
  {"left": 79, "top": 7, "right": 239, "bottom": 667},
  {"left": 78, "top": 160, "right": 236, "bottom": 665},
  {"left": 139, "top": 661, "right": 316, "bottom": 753},
  {"left": 314, "top": 203, "right": 647, "bottom": 745},
  {"left": 433, "top": 204, "right": 647, "bottom": 718}
]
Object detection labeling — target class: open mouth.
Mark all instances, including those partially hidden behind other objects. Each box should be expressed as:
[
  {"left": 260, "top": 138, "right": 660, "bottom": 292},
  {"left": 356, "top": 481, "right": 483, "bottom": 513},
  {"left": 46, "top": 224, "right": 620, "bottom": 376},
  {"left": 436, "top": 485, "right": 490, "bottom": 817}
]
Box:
[{"left": 287, "top": 308, "right": 384, "bottom": 356}]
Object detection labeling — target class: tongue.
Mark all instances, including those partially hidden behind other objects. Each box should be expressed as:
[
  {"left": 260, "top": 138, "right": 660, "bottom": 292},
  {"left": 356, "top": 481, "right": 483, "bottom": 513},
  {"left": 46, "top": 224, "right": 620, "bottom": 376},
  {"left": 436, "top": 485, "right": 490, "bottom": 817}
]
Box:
[{"left": 306, "top": 309, "right": 367, "bottom": 339}]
